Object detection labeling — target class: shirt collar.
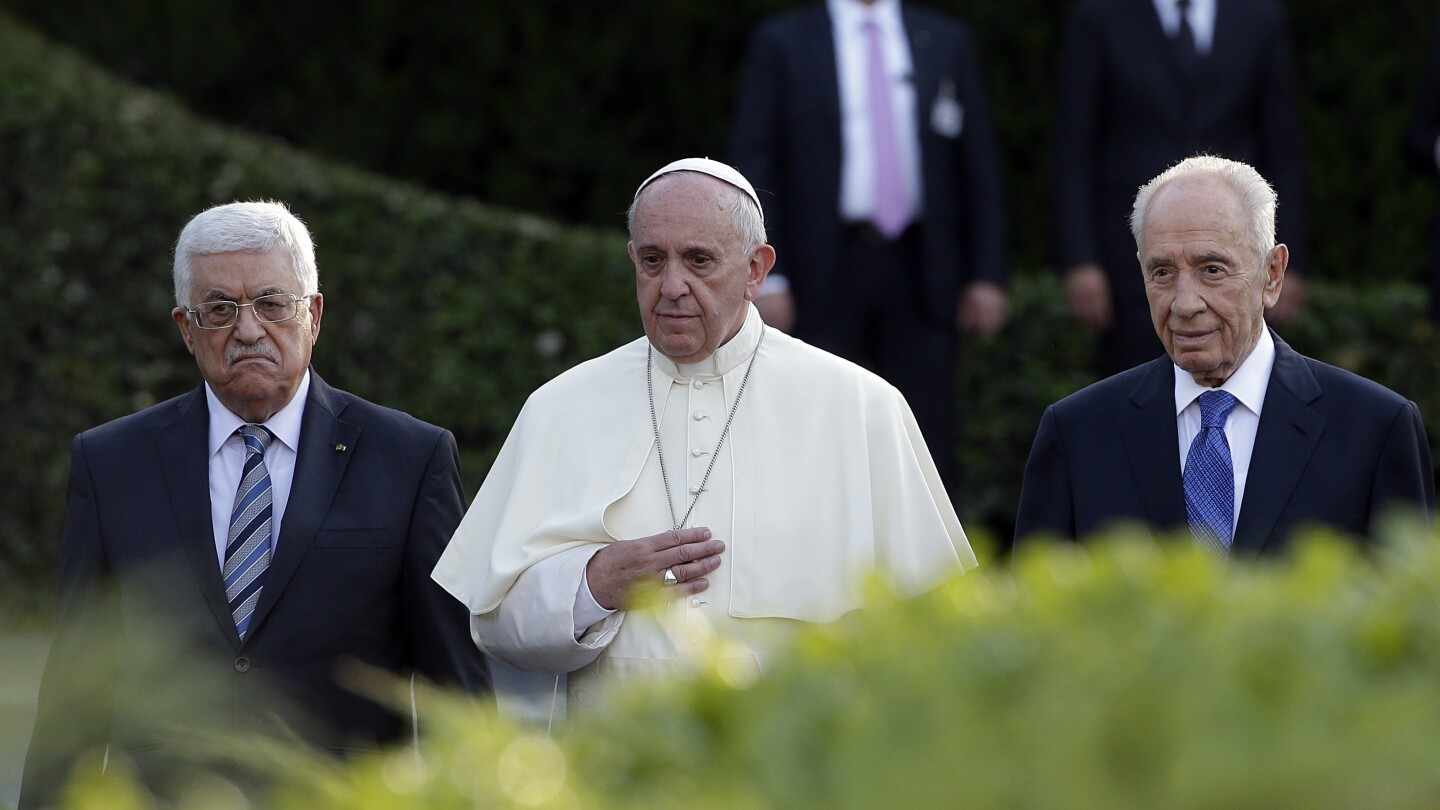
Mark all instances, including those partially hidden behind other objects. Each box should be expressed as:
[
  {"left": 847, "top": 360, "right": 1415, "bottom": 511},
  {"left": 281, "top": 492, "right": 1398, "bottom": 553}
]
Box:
[
  {"left": 1173, "top": 326, "right": 1275, "bottom": 417},
  {"left": 206, "top": 369, "right": 311, "bottom": 458},
  {"left": 1153, "top": 0, "right": 1215, "bottom": 28},
  {"left": 652, "top": 304, "right": 764, "bottom": 381},
  {"left": 829, "top": 0, "right": 904, "bottom": 31}
]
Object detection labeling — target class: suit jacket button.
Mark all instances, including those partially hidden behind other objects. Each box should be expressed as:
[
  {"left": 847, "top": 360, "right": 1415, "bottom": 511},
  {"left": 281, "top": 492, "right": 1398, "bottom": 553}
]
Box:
[{"left": 234, "top": 656, "right": 251, "bottom": 673}]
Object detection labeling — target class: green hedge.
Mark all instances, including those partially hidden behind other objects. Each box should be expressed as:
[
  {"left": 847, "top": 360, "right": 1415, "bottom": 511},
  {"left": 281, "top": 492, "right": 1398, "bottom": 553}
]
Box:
[
  {"left": 1, "top": 16, "right": 1437, "bottom": 616},
  {"left": 0, "top": 0, "right": 1435, "bottom": 286},
  {"left": 57, "top": 520, "right": 1440, "bottom": 808}
]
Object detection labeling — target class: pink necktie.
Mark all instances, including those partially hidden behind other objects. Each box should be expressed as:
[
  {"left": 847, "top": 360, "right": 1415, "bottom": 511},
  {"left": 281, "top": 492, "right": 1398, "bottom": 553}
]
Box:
[{"left": 864, "top": 19, "right": 912, "bottom": 239}]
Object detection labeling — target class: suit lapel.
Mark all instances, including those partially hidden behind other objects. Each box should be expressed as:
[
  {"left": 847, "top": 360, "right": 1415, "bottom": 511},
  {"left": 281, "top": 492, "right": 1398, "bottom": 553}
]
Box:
[
  {"left": 901, "top": 7, "right": 937, "bottom": 150},
  {"left": 1133, "top": 0, "right": 1189, "bottom": 128},
  {"left": 1121, "top": 358, "right": 1187, "bottom": 532},
  {"left": 1233, "top": 334, "right": 1325, "bottom": 554},
  {"left": 246, "top": 373, "right": 359, "bottom": 638},
  {"left": 158, "top": 388, "right": 242, "bottom": 647},
  {"left": 1210, "top": 0, "right": 1241, "bottom": 62},
  {"left": 1190, "top": 0, "right": 1245, "bottom": 120},
  {"left": 811, "top": 7, "right": 842, "bottom": 149}
]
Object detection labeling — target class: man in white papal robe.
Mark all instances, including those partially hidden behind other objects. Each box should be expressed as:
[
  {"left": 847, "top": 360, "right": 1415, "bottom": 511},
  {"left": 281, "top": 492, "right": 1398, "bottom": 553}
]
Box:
[{"left": 432, "top": 158, "right": 976, "bottom": 712}]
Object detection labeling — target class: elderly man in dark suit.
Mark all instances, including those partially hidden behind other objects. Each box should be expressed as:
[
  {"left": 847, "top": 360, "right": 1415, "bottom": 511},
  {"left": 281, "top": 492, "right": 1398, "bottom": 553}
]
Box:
[
  {"left": 1017, "top": 156, "right": 1433, "bottom": 552},
  {"left": 21, "top": 201, "right": 490, "bottom": 806},
  {"left": 729, "top": 0, "right": 1007, "bottom": 492},
  {"left": 1052, "top": 0, "right": 1310, "bottom": 376}
]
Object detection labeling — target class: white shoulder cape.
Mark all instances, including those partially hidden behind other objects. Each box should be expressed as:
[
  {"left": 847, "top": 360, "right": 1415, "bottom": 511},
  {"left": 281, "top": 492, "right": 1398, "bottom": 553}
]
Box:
[{"left": 433, "top": 318, "right": 975, "bottom": 624}]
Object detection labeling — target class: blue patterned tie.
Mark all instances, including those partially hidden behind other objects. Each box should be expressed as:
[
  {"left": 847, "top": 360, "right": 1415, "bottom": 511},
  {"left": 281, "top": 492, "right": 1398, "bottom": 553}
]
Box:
[
  {"left": 224, "top": 425, "right": 273, "bottom": 640},
  {"left": 1184, "top": 390, "right": 1239, "bottom": 552}
]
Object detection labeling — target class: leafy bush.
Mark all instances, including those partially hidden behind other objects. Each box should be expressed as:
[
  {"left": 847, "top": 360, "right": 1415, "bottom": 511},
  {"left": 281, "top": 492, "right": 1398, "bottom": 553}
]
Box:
[{"left": 61, "top": 518, "right": 1440, "bottom": 808}]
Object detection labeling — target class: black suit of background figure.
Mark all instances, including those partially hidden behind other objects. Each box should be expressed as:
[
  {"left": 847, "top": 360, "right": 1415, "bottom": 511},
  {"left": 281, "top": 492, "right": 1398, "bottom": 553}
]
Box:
[
  {"left": 730, "top": 1, "right": 1008, "bottom": 495},
  {"left": 1052, "top": 0, "right": 1310, "bottom": 376}
]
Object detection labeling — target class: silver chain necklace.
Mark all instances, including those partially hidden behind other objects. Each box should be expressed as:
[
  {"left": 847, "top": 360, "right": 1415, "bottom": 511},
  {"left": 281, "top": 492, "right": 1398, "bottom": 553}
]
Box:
[{"left": 647, "top": 326, "right": 766, "bottom": 531}]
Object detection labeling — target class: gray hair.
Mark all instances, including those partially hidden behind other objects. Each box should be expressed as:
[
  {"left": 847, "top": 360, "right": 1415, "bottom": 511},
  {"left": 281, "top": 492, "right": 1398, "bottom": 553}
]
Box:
[
  {"left": 1130, "top": 155, "right": 1277, "bottom": 262},
  {"left": 626, "top": 171, "right": 767, "bottom": 255},
  {"left": 173, "top": 200, "right": 318, "bottom": 308}
]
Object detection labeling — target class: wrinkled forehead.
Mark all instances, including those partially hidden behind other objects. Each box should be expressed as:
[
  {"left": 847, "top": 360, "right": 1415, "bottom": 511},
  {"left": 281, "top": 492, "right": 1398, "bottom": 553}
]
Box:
[
  {"left": 633, "top": 175, "right": 740, "bottom": 237},
  {"left": 1146, "top": 176, "right": 1245, "bottom": 231},
  {"left": 189, "top": 250, "right": 300, "bottom": 293}
]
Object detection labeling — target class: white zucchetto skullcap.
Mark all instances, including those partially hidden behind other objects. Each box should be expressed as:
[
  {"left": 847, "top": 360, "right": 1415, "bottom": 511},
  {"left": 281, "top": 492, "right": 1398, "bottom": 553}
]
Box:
[{"left": 633, "top": 157, "right": 764, "bottom": 224}]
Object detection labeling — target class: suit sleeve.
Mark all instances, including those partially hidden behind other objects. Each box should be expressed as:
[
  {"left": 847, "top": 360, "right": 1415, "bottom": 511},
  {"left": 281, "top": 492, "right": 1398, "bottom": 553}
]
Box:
[
  {"left": 1369, "top": 400, "right": 1437, "bottom": 524},
  {"left": 1257, "top": 6, "right": 1310, "bottom": 274},
  {"left": 1050, "top": 3, "right": 1106, "bottom": 271},
  {"left": 951, "top": 24, "right": 1008, "bottom": 287},
  {"left": 405, "top": 429, "right": 492, "bottom": 695},
  {"left": 1014, "top": 406, "right": 1080, "bottom": 544},
  {"left": 729, "top": 23, "right": 790, "bottom": 280},
  {"left": 20, "top": 436, "right": 118, "bottom": 809}
]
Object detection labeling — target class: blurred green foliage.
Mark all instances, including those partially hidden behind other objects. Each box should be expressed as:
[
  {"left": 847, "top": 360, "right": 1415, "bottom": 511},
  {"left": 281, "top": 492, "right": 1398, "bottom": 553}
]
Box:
[
  {"left": 0, "top": 0, "right": 1435, "bottom": 285},
  {"left": 1, "top": 14, "right": 1438, "bottom": 619},
  {"left": 60, "top": 519, "right": 1440, "bottom": 808}
]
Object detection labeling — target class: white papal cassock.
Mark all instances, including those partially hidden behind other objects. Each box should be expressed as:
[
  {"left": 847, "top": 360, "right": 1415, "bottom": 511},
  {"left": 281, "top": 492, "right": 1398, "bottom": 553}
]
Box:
[{"left": 432, "top": 305, "right": 975, "bottom": 710}]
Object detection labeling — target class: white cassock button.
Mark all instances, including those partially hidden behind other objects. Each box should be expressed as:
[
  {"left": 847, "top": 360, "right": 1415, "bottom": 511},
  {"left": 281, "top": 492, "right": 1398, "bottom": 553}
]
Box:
[
  {"left": 691, "top": 448, "right": 705, "bottom": 457},
  {"left": 693, "top": 411, "right": 706, "bottom": 420},
  {"left": 692, "top": 379, "right": 704, "bottom": 389},
  {"left": 690, "top": 597, "right": 703, "bottom": 608},
  {"left": 689, "top": 485, "right": 701, "bottom": 494}
]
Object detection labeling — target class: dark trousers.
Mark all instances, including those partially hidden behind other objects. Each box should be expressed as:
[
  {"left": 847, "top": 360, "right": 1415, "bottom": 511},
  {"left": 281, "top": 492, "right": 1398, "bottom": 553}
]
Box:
[{"left": 799, "top": 224, "right": 959, "bottom": 496}]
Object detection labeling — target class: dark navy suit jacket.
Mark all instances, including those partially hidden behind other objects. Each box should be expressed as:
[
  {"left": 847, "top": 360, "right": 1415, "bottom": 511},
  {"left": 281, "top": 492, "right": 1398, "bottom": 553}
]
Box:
[
  {"left": 1015, "top": 333, "right": 1435, "bottom": 552},
  {"left": 729, "top": 3, "right": 1006, "bottom": 331},
  {"left": 22, "top": 372, "right": 490, "bottom": 805}
]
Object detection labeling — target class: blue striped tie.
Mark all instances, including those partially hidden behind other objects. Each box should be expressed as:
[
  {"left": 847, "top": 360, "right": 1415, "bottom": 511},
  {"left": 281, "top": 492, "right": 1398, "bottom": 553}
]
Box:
[
  {"left": 224, "top": 425, "right": 273, "bottom": 640},
  {"left": 1184, "top": 390, "right": 1239, "bottom": 553}
]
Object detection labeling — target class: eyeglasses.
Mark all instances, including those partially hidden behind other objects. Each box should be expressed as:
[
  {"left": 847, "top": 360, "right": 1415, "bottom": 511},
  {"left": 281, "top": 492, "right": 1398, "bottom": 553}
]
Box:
[{"left": 186, "top": 293, "right": 314, "bottom": 330}]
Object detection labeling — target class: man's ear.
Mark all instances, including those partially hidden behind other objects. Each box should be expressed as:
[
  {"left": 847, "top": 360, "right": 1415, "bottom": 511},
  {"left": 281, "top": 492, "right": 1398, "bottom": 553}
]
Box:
[
  {"left": 1261, "top": 244, "right": 1289, "bottom": 309},
  {"left": 744, "top": 244, "right": 777, "bottom": 302},
  {"left": 307, "top": 293, "right": 324, "bottom": 345},
  {"left": 172, "top": 307, "right": 196, "bottom": 356}
]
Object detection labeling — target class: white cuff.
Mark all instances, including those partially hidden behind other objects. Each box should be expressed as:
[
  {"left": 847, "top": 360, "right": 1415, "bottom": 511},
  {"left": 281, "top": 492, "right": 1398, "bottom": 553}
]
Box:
[{"left": 574, "top": 567, "right": 617, "bottom": 639}]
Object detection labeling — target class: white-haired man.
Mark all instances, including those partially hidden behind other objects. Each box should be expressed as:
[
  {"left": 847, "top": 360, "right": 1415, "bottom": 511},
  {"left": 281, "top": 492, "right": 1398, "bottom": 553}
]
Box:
[
  {"left": 433, "top": 158, "right": 973, "bottom": 712},
  {"left": 1016, "top": 156, "right": 1434, "bottom": 552},
  {"left": 22, "top": 201, "right": 490, "bottom": 806}
]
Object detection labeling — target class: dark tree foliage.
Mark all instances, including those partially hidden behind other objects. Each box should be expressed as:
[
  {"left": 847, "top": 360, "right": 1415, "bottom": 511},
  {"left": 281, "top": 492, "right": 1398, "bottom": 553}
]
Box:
[{"left": 2, "top": 0, "right": 1436, "bottom": 282}]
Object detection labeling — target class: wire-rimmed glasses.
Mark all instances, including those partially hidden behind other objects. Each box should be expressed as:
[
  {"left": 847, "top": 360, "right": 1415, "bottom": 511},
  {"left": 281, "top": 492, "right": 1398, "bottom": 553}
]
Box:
[{"left": 185, "top": 293, "right": 314, "bottom": 330}]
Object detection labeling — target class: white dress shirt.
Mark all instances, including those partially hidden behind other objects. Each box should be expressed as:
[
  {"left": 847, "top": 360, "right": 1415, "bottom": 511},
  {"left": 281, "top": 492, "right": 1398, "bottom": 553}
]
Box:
[
  {"left": 1153, "top": 0, "right": 1216, "bottom": 54},
  {"left": 829, "top": 0, "right": 923, "bottom": 223},
  {"left": 205, "top": 370, "right": 310, "bottom": 566},
  {"left": 1173, "top": 328, "right": 1275, "bottom": 531}
]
